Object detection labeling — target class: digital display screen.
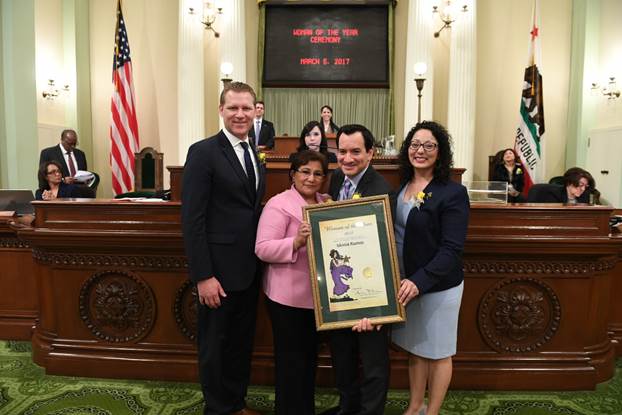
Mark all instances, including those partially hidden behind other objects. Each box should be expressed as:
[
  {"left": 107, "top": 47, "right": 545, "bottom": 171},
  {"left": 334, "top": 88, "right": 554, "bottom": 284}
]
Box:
[{"left": 263, "top": 5, "right": 389, "bottom": 87}]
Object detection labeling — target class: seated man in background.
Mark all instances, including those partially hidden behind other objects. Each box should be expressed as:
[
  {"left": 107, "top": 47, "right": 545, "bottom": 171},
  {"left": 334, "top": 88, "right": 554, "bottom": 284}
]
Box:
[
  {"left": 39, "top": 129, "right": 88, "bottom": 184},
  {"left": 527, "top": 167, "right": 594, "bottom": 204}
]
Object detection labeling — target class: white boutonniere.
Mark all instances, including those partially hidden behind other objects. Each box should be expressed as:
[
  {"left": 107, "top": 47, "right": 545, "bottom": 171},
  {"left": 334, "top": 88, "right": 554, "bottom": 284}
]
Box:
[{"left": 413, "top": 191, "right": 432, "bottom": 210}]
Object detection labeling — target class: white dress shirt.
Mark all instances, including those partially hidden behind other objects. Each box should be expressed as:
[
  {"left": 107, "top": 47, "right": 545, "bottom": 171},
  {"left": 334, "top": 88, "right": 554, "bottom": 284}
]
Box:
[
  {"left": 222, "top": 128, "right": 259, "bottom": 190},
  {"left": 254, "top": 118, "right": 263, "bottom": 141},
  {"left": 59, "top": 143, "right": 79, "bottom": 176}
]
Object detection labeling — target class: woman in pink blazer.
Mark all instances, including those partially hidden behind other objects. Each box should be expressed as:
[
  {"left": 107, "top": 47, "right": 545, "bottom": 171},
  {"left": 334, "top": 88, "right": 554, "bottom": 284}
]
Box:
[{"left": 255, "top": 150, "right": 329, "bottom": 415}]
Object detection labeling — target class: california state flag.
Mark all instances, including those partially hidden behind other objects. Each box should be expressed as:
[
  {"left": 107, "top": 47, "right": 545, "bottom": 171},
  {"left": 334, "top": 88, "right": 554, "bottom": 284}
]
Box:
[{"left": 515, "top": 0, "right": 545, "bottom": 194}]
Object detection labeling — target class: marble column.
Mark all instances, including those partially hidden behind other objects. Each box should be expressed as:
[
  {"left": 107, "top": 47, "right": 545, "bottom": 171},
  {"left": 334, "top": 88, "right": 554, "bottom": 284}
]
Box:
[
  {"left": 177, "top": 0, "right": 205, "bottom": 163},
  {"left": 219, "top": 0, "right": 246, "bottom": 84},
  {"left": 0, "top": 0, "right": 38, "bottom": 189},
  {"left": 403, "top": 0, "right": 435, "bottom": 139},
  {"left": 447, "top": 0, "right": 477, "bottom": 181}
]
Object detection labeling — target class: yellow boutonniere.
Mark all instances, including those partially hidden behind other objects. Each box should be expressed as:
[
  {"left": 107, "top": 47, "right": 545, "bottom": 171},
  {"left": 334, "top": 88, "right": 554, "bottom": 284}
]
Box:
[
  {"left": 352, "top": 192, "right": 362, "bottom": 200},
  {"left": 258, "top": 152, "right": 266, "bottom": 165},
  {"left": 413, "top": 191, "right": 432, "bottom": 210},
  {"left": 516, "top": 167, "right": 522, "bottom": 174}
]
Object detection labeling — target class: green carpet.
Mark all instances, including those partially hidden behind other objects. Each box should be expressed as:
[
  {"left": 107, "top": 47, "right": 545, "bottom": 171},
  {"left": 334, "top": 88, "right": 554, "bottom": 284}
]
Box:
[{"left": 0, "top": 341, "right": 621, "bottom": 414}]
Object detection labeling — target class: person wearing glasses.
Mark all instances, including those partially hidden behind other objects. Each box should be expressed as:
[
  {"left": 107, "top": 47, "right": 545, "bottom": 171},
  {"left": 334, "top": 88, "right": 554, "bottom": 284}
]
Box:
[
  {"left": 290, "top": 120, "right": 338, "bottom": 163},
  {"left": 527, "top": 167, "right": 594, "bottom": 204},
  {"left": 39, "top": 129, "right": 88, "bottom": 184},
  {"left": 321, "top": 124, "right": 392, "bottom": 415},
  {"left": 35, "top": 160, "right": 90, "bottom": 200},
  {"left": 255, "top": 150, "right": 329, "bottom": 415},
  {"left": 391, "top": 121, "right": 470, "bottom": 415}
]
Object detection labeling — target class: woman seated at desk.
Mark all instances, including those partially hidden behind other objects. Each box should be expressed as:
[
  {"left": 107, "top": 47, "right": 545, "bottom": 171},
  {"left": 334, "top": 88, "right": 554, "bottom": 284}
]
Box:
[
  {"left": 289, "top": 120, "right": 337, "bottom": 163},
  {"left": 491, "top": 148, "right": 525, "bottom": 202},
  {"left": 36, "top": 161, "right": 93, "bottom": 200},
  {"left": 527, "top": 167, "right": 593, "bottom": 204}
]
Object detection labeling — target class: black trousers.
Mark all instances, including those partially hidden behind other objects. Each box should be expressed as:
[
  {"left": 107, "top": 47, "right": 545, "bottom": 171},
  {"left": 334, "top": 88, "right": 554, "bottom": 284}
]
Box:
[
  {"left": 328, "top": 327, "right": 390, "bottom": 415},
  {"left": 266, "top": 297, "right": 318, "bottom": 415},
  {"left": 197, "top": 279, "right": 259, "bottom": 415}
]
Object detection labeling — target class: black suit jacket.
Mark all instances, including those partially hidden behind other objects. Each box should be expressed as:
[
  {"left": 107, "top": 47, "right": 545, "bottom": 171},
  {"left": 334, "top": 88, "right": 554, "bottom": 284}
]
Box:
[
  {"left": 492, "top": 163, "right": 524, "bottom": 193},
  {"left": 527, "top": 183, "right": 567, "bottom": 203},
  {"left": 39, "top": 145, "right": 87, "bottom": 177},
  {"left": 395, "top": 179, "right": 469, "bottom": 295},
  {"left": 248, "top": 119, "right": 275, "bottom": 149},
  {"left": 328, "top": 165, "right": 391, "bottom": 200},
  {"left": 181, "top": 131, "right": 266, "bottom": 292}
]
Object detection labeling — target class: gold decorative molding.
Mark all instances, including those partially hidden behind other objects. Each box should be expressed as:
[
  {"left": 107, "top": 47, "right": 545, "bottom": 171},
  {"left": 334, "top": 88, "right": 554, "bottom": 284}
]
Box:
[
  {"left": 32, "top": 249, "right": 187, "bottom": 270},
  {"left": 0, "top": 237, "right": 29, "bottom": 249},
  {"left": 464, "top": 258, "right": 618, "bottom": 275}
]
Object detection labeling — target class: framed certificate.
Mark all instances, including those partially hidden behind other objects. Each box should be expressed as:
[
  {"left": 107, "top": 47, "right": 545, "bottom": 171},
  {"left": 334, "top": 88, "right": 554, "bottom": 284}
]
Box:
[{"left": 303, "top": 195, "right": 405, "bottom": 331}]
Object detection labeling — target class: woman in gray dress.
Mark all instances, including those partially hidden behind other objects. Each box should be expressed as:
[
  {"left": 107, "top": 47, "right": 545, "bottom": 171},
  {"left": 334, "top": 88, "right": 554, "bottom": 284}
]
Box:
[{"left": 391, "top": 121, "right": 470, "bottom": 415}]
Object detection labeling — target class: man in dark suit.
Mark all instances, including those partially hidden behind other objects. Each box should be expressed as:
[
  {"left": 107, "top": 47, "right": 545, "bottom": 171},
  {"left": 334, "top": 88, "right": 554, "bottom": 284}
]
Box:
[
  {"left": 181, "top": 82, "right": 265, "bottom": 415},
  {"left": 324, "top": 124, "right": 391, "bottom": 415},
  {"left": 39, "top": 129, "right": 87, "bottom": 183},
  {"left": 248, "top": 100, "right": 275, "bottom": 150}
]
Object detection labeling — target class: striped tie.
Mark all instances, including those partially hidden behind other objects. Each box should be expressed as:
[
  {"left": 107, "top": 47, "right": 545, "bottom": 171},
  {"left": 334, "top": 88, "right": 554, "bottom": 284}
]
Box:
[{"left": 339, "top": 178, "right": 353, "bottom": 201}]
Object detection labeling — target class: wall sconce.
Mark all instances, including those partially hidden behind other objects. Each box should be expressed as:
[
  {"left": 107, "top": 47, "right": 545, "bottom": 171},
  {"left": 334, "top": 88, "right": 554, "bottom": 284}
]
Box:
[
  {"left": 41, "top": 79, "right": 70, "bottom": 100},
  {"left": 220, "top": 62, "right": 233, "bottom": 86},
  {"left": 432, "top": 0, "right": 468, "bottom": 38},
  {"left": 592, "top": 77, "right": 621, "bottom": 101},
  {"left": 414, "top": 62, "right": 427, "bottom": 123},
  {"left": 189, "top": 0, "right": 223, "bottom": 38}
]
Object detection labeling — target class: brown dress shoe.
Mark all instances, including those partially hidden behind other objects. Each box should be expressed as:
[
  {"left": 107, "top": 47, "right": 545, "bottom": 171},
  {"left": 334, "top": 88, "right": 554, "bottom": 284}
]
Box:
[{"left": 231, "top": 408, "right": 261, "bottom": 415}]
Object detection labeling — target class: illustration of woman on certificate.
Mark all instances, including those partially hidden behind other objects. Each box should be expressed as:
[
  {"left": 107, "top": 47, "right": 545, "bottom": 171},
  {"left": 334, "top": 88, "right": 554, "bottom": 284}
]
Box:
[{"left": 329, "top": 249, "right": 354, "bottom": 301}]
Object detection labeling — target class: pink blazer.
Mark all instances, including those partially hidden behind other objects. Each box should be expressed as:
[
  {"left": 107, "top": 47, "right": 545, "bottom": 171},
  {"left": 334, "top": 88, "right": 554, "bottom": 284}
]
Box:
[{"left": 255, "top": 186, "right": 323, "bottom": 309}]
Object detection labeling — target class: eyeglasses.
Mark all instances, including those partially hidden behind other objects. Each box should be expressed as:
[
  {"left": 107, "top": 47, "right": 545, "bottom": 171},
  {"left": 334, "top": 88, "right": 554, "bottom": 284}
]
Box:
[
  {"left": 46, "top": 169, "right": 61, "bottom": 176},
  {"left": 409, "top": 141, "right": 438, "bottom": 152},
  {"left": 296, "top": 169, "right": 325, "bottom": 178}
]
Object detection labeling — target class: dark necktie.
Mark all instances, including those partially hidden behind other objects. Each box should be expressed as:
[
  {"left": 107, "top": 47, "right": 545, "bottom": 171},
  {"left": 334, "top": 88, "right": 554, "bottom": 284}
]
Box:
[
  {"left": 67, "top": 151, "right": 77, "bottom": 177},
  {"left": 240, "top": 142, "right": 256, "bottom": 199}
]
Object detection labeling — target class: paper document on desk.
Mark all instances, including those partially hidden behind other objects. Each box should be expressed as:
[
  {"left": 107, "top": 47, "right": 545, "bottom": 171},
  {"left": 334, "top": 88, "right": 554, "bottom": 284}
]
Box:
[
  {"left": 115, "top": 197, "right": 165, "bottom": 202},
  {"left": 73, "top": 170, "right": 95, "bottom": 184}
]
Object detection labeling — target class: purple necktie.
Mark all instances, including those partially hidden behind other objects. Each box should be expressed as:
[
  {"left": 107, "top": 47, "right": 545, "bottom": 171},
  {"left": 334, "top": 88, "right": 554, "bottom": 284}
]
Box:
[{"left": 339, "top": 179, "right": 353, "bottom": 201}]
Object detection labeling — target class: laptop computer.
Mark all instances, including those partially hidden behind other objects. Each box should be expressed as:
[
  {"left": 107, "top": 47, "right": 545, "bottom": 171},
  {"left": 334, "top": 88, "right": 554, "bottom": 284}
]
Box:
[{"left": 0, "top": 190, "right": 35, "bottom": 215}]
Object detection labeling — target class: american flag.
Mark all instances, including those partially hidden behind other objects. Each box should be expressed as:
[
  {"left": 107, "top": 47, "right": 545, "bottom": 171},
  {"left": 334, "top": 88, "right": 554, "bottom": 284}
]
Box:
[{"left": 110, "top": 0, "right": 139, "bottom": 195}]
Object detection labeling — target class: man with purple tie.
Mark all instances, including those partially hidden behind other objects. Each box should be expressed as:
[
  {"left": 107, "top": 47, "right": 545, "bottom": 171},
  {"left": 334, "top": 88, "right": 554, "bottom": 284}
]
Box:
[{"left": 322, "top": 124, "right": 392, "bottom": 415}]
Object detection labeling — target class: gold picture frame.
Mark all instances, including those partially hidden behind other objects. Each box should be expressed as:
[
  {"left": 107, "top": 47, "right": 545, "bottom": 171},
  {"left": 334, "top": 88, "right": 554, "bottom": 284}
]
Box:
[{"left": 303, "top": 194, "right": 405, "bottom": 330}]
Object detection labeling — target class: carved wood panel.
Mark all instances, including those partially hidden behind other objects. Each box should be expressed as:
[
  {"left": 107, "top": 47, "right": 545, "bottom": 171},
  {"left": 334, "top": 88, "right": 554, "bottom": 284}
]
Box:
[
  {"left": 79, "top": 270, "right": 156, "bottom": 342},
  {"left": 478, "top": 277, "right": 561, "bottom": 353}
]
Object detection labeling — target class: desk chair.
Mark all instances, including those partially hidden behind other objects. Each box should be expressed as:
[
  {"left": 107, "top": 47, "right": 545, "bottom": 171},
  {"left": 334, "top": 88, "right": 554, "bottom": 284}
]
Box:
[{"left": 115, "top": 147, "right": 164, "bottom": 199}]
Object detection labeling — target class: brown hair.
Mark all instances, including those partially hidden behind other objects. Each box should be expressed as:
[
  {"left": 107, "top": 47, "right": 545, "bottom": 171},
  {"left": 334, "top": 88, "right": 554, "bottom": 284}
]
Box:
[
  {"left": 563, "top": 167, "right": 591, "bottom": 188},
  {"left": 38, "top": 160, "right": 64, "bottom": 190},
  {"left": 219, "top": 82, "right": 256, "bottom": 105}
]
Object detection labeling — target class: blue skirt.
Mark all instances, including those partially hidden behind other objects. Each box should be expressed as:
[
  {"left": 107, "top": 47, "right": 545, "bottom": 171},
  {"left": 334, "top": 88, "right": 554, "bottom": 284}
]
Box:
[{"left": 391, "top": 282, "right": 464, "bottom": 359}]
